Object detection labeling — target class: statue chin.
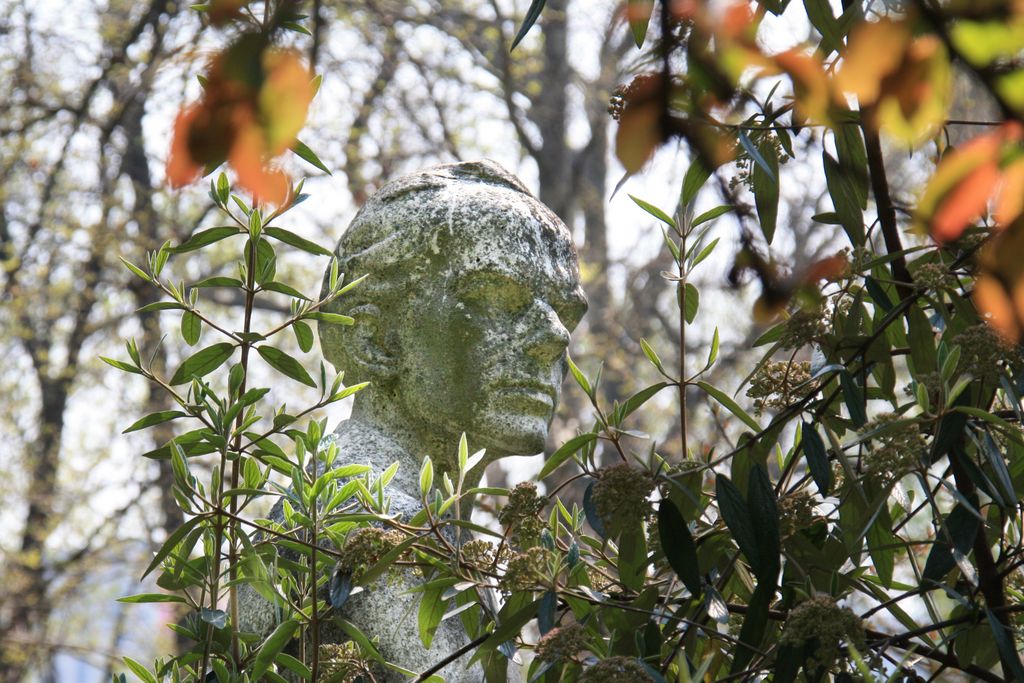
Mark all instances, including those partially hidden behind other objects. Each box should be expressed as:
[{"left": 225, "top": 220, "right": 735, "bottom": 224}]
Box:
[{"left": 473, "top": 410, "right": 551, "bottom": 456}]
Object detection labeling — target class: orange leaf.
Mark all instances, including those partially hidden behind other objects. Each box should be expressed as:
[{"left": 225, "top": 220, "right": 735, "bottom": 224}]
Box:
[
  {"left": 774, "top": 49, "right": 832, "bottom": 124},
  {"left": 209, "top": 0, "right": 247, "bottom": 27},
  {"left": 874, "top": 35, "right": 951, "bottom": 146},
  {"left": 835, "top": 18, "right": 910, "bottom": 103},
  {"left": 669, "top": 0, "right": 698, "bottom": 20},
  {"left": 259, "top": 49, "right": 314, "bottom": 156},
  {"left": 229, "top": 123, "right": 289, "bottom": 206},
  {"left": 932, "top": 160, "right": 1000, "bottom": 242},
  {"left": 615, "top": 77, "right": 663, "bottom": 173},
  {"left": 974, "top": 274, "right": 1020, "bottom": 342},
  {"left": 804, "top": 254, "right": 849, "bottom": 283},
  {"left": 167, "top": 105, "right": 204, "bottom": 188},
  {"left": 996, "top": 158, "right": 1024, "bottom": 227},
  {"left": 915, "top": 129, "right": 1003, "bottom": 236}
]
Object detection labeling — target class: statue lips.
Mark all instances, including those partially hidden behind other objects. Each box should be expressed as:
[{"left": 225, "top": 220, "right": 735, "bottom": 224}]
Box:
[{"left": 491, "top": 378, "right": 558, "bottom": 415}]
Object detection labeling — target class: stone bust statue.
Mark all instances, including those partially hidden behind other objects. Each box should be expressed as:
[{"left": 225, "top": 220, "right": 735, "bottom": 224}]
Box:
[{"left": 241, "top": 160, "right": 586, "bottom": 681}]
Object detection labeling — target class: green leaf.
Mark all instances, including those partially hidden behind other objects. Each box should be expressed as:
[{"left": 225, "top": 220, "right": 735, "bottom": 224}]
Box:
[
  {"left": 136, "top": 301, "right": 185, "bottom": 313},
  {"left": 738, "top": 131, "right": 776, "bottom": 183},
  {"left": 839, "top": 370, "right": 867, "bottom": 428},
  {"left": 627, "top": 0, "right": 654, "bottom": 47},
  {"left": 257, "top": 345, "right": 316, "bottom": 387},
  {"left": 658, "top": 499, "right": 701, "bottom": 596},
  {"left": 169, "top": 343, "right": 235, "bottom": 385},
  {"left": 906, "top": 304, "right": 938, "bottom": 375},
  {"left": 293, "top": 320, "right": 314, "bottom": 353},
  {"left": 923, "top": 502, "right": 980, "bottom": 582},
  {"left": 629, "top": 195, "right": 676, "bottom": 228},
  {"left": 682, "top": 282, "right": 699, "bottom": 324},
  {"left": 100, "top": 356, "right": 142, "bottom": 375},
  {"left": 418, "top": 584, "right": 447, "bottom": 648},
  {"left": 307, "top": 311, "right": 355, "bottom": 326},
  {"left": 583, "top": 482, "right": 607, "bottom": 538},
  {"left": 566, "top": 354, "right": 592, "bottom": 396},
  {"left": 617, "top": 522, "right": 647, "bottom": 590},
  {"left": 335, "top": 619, "right": 385, "bottom": 663},
  {"left": 803, "top": 0, "right": 842, "bottom": 54},
  {"left": 142, "top": 514, "right": 207, "bottom": 579},
  {"left": 730, "top": 582, "right": 773, "bottom": 675},
  {"left": 511, "top": 0, "right": 546, "bottom": 49},
  {"left": 746, "top": 465, "right": 781, "bottom": 580},
  {"left": 538, "top": 433, "right": 596, "bottom": 479},
  {"left": 622, "top": 382, "right": 670, "bottom": 419},
  {"left": 823, "top": 151, "right": 865, "bottom": 246},
  {"left": 122, "top": 657, "right": 157, "bottom": 683},
  {"left": 169, "top": 226, "right": 238, "bottom": 253},
  {"left": 751, "top": 138, "right": 780, "bottom": 243},
  {"left": 262, "top": 281, "right": 311, "bottom": 301},
  {"left": 282, "top": 20, "right": 311, "bottom": 35},
  {"left": 640, "top": 338, "right": 665, "bottom": 373},
  {"left": 123, "top": 410, "right": 188, "bottom": 434},
  {"left": 691, "top": 205, "right": 732, "bottom": 227},
  {"left": 193, "top": 276, "right": 243, "bottom": 288},
  {"left": 697, "top": 381, "right": 760, "bottom": 432},
  {"left": 833, "top": 121, "right": 869, "bottom": 208},
  {"left": 715, "top": 475, "right": 762, "bottom": 573},
  {"left": 119, "top": 256, "right": 151, "bottom": 282},
  {"left": 216, "top": 172, "right": 229, "bottom": 202},
  {"left": 180, "top": 311, "right": 201, "bottom": 346},
  {"left": 201, "top": 608, "right": 227, "bottom": 629},
  {"left": 866, "top": 510, "right": 897, "bottom": 586},
  {"left": 263, "top": 226, "right": 332, "bottom": 257},
  {"left": 251, "top": 619, "right": 300, "bottom": 680},
  {"left": 276, "top": 654, "right": 311, "bottom": 681},
  {"left": 117, "top": 593, "right": 188, "bottom": 604},
  {"left": 470, "top": 597, "right": 542, "bottom": 664},
  {"left": 681, "top": 156, "right": 712, "bottom": 208},
  {"left": 985, "top": 608, "right": 1024, "bottom": 680},
  {"left": 801, "top": 421, "right": 832, "bottom": 496}
]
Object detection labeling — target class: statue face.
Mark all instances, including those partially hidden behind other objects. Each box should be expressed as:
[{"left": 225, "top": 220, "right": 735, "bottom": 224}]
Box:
[{"left": 391, "top": 199, "right": 587, "bottom": 457}]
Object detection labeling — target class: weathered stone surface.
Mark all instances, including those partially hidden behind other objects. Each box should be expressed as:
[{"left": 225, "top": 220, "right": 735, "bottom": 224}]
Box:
[{"left": 240, "top": 160, "right": 586, "bottom": 681}]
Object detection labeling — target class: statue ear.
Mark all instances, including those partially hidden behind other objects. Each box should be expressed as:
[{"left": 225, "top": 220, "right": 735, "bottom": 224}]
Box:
[{"left": 329, "top": 303, "right": 398, "bottom": 381}]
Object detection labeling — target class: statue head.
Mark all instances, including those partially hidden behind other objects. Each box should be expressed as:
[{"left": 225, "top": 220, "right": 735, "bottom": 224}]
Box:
[{"left": 319, "top": 160, "right": 587, "bottom": 461}]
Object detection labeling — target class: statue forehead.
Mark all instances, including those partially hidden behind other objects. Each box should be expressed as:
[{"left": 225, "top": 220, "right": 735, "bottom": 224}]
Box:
[
  {"left": 437, "top": 187, "right": 578, "bottom": 279},
  {"left": 344, "top": 175, "right": 579, "bottom": 286}
]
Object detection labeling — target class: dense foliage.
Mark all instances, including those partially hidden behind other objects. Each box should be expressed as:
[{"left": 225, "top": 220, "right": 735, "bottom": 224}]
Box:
[{"left": 106, "top": 0, "right": 1024, "bottom": 682}]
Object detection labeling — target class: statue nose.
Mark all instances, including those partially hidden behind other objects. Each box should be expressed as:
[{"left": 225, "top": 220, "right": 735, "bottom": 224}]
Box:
[{"left": 524, "top": 300, "right": 570, "bottom": 363}]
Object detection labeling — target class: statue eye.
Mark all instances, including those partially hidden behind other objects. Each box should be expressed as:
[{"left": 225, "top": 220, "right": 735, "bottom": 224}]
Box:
[{"left": 457, "top": 274, "right": 531, "bottom": 313}]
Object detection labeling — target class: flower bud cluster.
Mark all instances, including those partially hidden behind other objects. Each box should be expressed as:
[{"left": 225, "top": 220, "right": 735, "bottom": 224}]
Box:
[
  {"left": 499, "top": 481, "right": 548, "bottom": 548},
  {"left": 911, "top": 261, "right": 957, "bottom": 291},
  {"left": 535, "top": 623, "right": 589, "bottom": 662},
  {"left": 460, "top": 539, "right": 496, "bottom": 571},
  {"left": 500, "top": 547, "right": 552, "bottom": 592},
  {"left": 318, "top": 642, "right": 372, "bottom": 682},
  {"left": 780, "top": 594, "right": 864, "bottom": 673},
  {"left": 780, "top": 309, "right": 828, "bottom": 350},
  {"left": 860, "top": 413, "right": 926, "bottom": 487},
  {"left": 954, "top": 324, "right": 1022, "bottom": 383},
  {"left": 608, "top": 74, "right": 660, "bottom": 121},
  {"left": 778, "top": 490, "right": 819, "bottom": 540},
  {"left": 746, "top": 361, "right": 814, "bottom": 414},
  {"left": 591, "top": 463, "right": 655, "bottom": 535},
  {"left": 338, "top": 527, "right": 407, "bottom": 578},
  {"left": 579, "top": 656, "right": 655, "bottom": 682}
]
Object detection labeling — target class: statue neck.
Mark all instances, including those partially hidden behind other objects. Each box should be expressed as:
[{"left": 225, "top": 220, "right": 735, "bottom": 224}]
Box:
[{"left": 336, "top": 401, "right": 490, "bottom": 499}]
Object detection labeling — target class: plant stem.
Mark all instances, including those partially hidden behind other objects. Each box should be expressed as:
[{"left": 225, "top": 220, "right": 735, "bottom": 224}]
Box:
[
  {"left": 227, "top": 232, "right": 259, "bottom": 667},
  {"left": 310, "top": 491, "right": 320, "bottom": 682},
  {"left": 678, "top": 228, "right": 687, "bottom": 460}
]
